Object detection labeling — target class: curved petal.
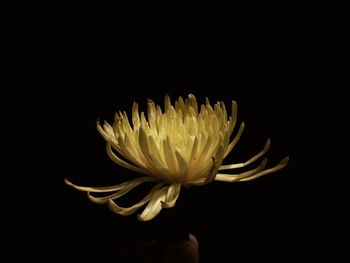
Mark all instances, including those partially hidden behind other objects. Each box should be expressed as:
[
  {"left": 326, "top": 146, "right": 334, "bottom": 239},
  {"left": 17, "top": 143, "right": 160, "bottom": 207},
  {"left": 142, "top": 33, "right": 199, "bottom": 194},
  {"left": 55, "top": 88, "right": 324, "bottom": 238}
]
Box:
[
  {"left": 64, "top": 177, "right": 154, "bottom": 193},
  {"left": 108, "top": 183, "right": 164, "bottom": 216},
  {"left": 215, "top": 158, "right": 268, "bottom": 182},
  {"left": 87, "top": 177, "right": 157, "bottom": 204},
  {"left": 106, "top": 140, "right": 149, "bottom": 175},
  {"left": 220, "top": 139, "right": 270, "bottom": 170},
  {"left": 96, "top": 119, "right": 111, "bottom": 141},
  {"left": 224, "top": 122, "right": 245, "bottom": 158},
  {"left": 162, "top": 183, "right": 181, "bottom": 208},
  {"left": 137, "top": 186, "right": 169, "bottom": 221},
  {"left": 200, "top": 143, "right": 225, "bottom": 185},
  {"left": 239, "top": 157, "right": 289, "bottom": 182},
  {"left": 231, "top": 100, "right": 238, "bottom": 132}
]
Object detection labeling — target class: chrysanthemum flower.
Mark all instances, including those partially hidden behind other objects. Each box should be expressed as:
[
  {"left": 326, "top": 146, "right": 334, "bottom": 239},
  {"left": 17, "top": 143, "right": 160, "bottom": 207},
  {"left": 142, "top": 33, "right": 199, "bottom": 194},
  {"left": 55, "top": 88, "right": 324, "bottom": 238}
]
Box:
[{"left": 65, "top": 94, "right": 288, "bottom": 221}]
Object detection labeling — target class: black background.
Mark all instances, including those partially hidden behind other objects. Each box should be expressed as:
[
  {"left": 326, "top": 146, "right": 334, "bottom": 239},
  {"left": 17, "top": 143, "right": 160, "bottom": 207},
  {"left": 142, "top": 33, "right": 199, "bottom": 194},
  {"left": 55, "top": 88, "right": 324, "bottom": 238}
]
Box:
[{"left": 12, "top": 9, "right": 340, "bottom": 262}]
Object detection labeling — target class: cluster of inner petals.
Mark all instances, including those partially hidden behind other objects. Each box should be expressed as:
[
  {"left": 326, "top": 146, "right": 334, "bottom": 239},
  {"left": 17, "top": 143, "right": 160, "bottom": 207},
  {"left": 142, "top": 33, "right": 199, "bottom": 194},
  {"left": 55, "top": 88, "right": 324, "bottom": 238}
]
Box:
[{"left": 65, "top": 94, "right": 288, "bottom": 221}]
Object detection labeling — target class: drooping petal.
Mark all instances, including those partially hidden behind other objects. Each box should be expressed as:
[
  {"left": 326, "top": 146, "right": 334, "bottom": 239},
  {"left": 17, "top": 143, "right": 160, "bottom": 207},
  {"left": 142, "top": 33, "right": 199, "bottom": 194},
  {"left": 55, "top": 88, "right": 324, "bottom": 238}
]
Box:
[
  {"left": 106, "top": 140, "right": 149, "bottom": 175},
  {"left": 137, "top": 186, "right": 169, "bottom": 221},
  {"left": 220, "top": 139, "right": 270, "bottom": 170},
  {"left": 162, "top": 183, "right": 181, "bottom": 208},
  {"left": 215, "top": 158, "right": 268, "bottom": 182},
  {"left": 64, "top": 176, "right": 156, "bottom": 193},
  {"left": 87, "top": 176, "right": 157, "bottom": 204},
  {"left": 108, "top": 183, "right": 164, "bottom": 216},
  {"left": 239, "top": 157, "right": 289, "bottom": 182}
]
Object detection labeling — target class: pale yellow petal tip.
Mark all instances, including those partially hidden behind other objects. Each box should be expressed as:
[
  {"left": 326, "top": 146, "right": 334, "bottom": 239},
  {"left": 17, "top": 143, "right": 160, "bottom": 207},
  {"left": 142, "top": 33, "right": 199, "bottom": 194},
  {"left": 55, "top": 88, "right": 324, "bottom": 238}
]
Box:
[
  {"left": 64, "top": 178, "right": 73, "bottom": 186},
  {"left": 231, "top": 100, "right": 237, "bottom": 109},
  {"left": 96, "top": 118, "right": 101, "bottom": 127},
  {"left": 281, "top": 156, "right": 290, "bottom": 166},
  {"left": 137, "top": 214, "right": 147, "bottom": 222}
]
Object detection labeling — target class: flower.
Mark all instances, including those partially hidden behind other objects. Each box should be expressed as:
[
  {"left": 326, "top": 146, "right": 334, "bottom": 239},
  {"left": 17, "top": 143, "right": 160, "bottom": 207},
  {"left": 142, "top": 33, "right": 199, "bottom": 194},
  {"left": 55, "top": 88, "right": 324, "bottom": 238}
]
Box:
[{"left": 65, "top": 94, "right": 289, "bottom": 221}]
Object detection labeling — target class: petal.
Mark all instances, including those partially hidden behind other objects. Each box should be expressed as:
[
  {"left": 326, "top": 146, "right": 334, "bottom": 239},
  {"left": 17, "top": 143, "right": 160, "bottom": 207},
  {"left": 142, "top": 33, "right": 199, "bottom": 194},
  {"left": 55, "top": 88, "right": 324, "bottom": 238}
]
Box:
[
  {"left": 87, "top": 176, "right": 157, "bottom": 204},
  {"left": 162, "top": 183, "right": 181, "bottom": 208},
  {"left": 239, "top": 157, "right": 289, "bottom": 182},
  {"left": 118, "top": 135, "right": 147, "bottom": 170},
  {"left": 231, "top": 100, "right": 238, "bottom": 131},
  {"left": 188, "top": 94, "right": 198, "bottom": 116},
  {"left": 106, "top": 140, "right": 149, "bottom": 175},
  {"left": 139, "top": 128, "right": 170, "bottom": 180},
  {"left": 108, "top": 183, "right": 164, "bottom": 216},
  {"left": 224, "top": 122, "right": 245, "bottom": 158},
  {"left": 162, "top": 137, "right": 178, "bottom": 173},
  {"left": 164, "top": 94, "right": 172, "bottom": 113},
  {"left": 137, "top": 186, "right": 169, "bottom": 221},
  {"left": 147, "top": 99, "right": 156, "bottom": 129},
  {"left": 215, "top": 158, "right": 268, "bottom": 182},
  {"left": 132, "top": 102, "right": 140, "bottom": 129},
  {"left": 220, "top": 139, "right": 270, "bottom": 170},
  {"left": 96, "top": 119, "right": 111, "bottom": 141},
  {"left": 64, "top": 176, "right": 155, "bottom": 193},
  {"left": 175, "top": 150, "right": 189, "bottom": 182}
]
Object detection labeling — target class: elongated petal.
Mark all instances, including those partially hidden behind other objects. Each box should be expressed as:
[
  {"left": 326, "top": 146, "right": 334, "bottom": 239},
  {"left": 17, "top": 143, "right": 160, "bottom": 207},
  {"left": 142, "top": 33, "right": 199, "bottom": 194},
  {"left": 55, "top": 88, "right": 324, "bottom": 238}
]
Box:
[
  {"left": 188, "top": 94, "right": 198, "bottom": 116},
  {"left": 224, "top": 122, "right": 245, "bottom": 158},
  {"left": 64, "top": 176, "right": 155, "bottom": 193},
  {"left": 204, "top": 143, "right": 225, "bottom": 184},
  {"left": 239, "top": 157, "right": 289, "bottom": 182},
  {"left": 132, "top": 102, "right": 140, "bottom": 129},
  {"left": 137, "top": 186, "right": 169, "bottom": 221},
  {"left": 87, "top": 177, "right": 157, "bottom": 204},
  {"left": 164, "top": 94, "right": 171, "bottom": 113},
  {"left": 231, "top": 100, "right": 237, "bottom": 131},
  {"left": 139, "top": 128, "right": 170, "bottom": 180},
  {"left": 106, "top": 140, "right": 149, "bottom": 175},
  {"left": 163, "top": 137, "right": 178, "bottom": 173},
  {"left": 108, "top": 183, "right": 164, "bottom": 216},
  {"left": 96, "top": 120, "right": 111, "bottom": 141},
  {"left": 162, "top": 183, "right": 181, "bottom": 208},
  {"left": 215, "top": 158, "right": 268, "bottom": 182},
  {"left": 220, "top": 139, "right": 270, "bottom": 170}
]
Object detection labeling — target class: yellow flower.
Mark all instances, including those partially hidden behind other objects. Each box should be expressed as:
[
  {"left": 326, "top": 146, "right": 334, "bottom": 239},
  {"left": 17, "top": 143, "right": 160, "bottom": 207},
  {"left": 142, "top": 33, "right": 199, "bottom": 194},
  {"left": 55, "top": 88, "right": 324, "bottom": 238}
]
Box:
[{"left": 65, "top": 94, "right": 288, "bottom": 221}]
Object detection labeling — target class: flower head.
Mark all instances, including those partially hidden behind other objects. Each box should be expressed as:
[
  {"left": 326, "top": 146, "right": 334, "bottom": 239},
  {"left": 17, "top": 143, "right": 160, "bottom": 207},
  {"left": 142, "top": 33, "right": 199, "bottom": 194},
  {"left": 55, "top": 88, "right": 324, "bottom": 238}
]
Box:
[{"left": 65, "top": 94, "right": 288, "bottom": 221}]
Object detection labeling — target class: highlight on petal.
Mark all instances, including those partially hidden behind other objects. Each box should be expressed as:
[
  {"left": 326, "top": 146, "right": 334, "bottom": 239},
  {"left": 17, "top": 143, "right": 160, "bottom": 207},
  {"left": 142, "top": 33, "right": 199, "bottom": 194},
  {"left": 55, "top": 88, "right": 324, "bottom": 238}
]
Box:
[
  {"left": 239, "top": 157, "right": 289, "bottom": 182},
  {"left": 162, "top": 183, "right": 181, "bottom": 208},
  {"left": 108, "top": 183, "right": 164, "bottom": 216},
  {"left": 65, "top": 94, "right": 289, "bottom": 221},
  {"left": 215, "top": 158, "right": 268, "bottom": 182},
  {"left": 220, "top": 138, "right": 270, "bottom": 170},
  {"left": 137, "top": 186, "right": 169, "bottom": 221}
]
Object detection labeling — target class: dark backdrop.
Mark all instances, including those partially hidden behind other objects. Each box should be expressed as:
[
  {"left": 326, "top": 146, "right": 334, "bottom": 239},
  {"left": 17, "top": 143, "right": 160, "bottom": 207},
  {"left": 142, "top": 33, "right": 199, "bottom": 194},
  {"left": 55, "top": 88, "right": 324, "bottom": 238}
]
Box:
[{"left": 18, "top": 18, "right": 326, "bottom": 262}]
